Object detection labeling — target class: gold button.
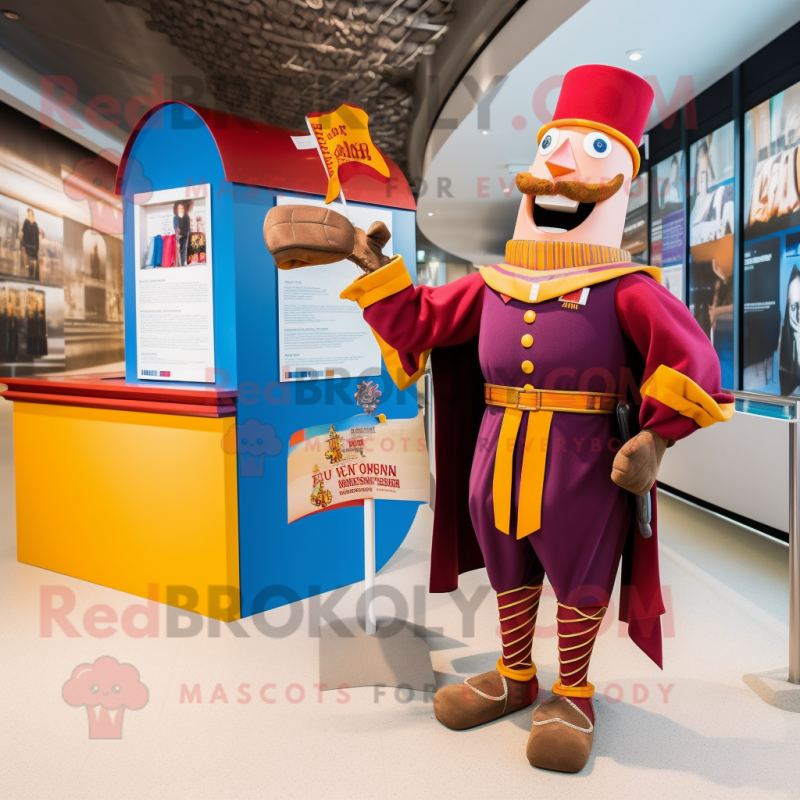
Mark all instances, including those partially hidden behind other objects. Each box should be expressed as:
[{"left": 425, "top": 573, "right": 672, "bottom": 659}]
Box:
[
  {"left": 523, "top": 384, "right": 534, "bottom": 391},
  {"left": 524, "top": 310, "right": 536, "bottom": 323},
  {"left": 521, "top": 360, "right": 534, "bottom": 374},
  {"left": 521, "top": 334, "right": 533, "bottom": 348}
]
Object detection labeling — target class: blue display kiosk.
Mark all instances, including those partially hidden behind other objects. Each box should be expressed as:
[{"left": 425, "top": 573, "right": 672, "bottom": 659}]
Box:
[{"left": 112, "top": 101, "right": 420, "bottom": 617}]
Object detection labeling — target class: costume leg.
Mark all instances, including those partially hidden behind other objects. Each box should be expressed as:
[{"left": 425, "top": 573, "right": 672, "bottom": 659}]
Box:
[
  {"left": 432, "top": 579, "right": 543, "bottom": 731},
  {"left": 434, "top": 438, "right": 545, "bottom": 730},
  {"left": 433, "top": 591, "right": 540, "bottom": 731},
  {"left": 497, "top": 584, "right": 541, "bottom": 681},
  {"left": 526, "top": 602, "right": 607, "bottom": 773},
  {"left": 554, "top": 602, "right": 606, "bottom": 698}
]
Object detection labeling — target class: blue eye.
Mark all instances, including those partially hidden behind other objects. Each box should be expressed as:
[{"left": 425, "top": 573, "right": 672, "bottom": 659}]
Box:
[
  {"left": 538, "top": 128, "right": 560, "bottom": 155},
  {"left": 584, "top": 132, "right": 612, "bottom": 159}
]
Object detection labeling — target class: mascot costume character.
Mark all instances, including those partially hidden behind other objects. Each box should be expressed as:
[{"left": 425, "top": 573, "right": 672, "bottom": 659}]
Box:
[{"left": 264, "top": 65, "right": 734, "bottom": 773}]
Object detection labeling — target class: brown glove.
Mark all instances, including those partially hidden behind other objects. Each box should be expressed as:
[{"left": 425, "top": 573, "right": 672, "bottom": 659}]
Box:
[
  {"left": 263, "top": 204, "right": 391, "bottom": 273},
  {"left": 610, "top": 429, "right": 667, "bottom": 497}
]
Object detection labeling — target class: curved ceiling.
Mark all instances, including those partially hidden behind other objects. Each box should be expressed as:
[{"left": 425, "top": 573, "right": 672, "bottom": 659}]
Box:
[
  {"left": 417, "top": 0, "right": 800, "bottom": 264},
  {"left": 111, "top": 0, "right": 455, "bottom": 172},
  {"left": 0, "top": 0, "right": 465, "bottom": 174}
]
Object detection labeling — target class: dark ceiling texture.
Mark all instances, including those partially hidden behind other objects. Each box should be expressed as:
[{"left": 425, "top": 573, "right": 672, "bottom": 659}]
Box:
[{"left": 112, "top": 0, "right": 456, "bottom": 171}]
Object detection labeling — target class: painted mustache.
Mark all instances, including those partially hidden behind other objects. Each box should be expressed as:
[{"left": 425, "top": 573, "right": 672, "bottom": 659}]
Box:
[{"left": 515, "top": 172, "right": 625, "bottom": 204}]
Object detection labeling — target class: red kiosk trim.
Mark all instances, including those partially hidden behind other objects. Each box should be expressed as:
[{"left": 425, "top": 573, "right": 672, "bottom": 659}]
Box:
[
  {"left": 0, "top": 373, "right": 237, "bottom": 418},
  {"left": 114, "top": 102, "right": 416, "bottom": 211}
]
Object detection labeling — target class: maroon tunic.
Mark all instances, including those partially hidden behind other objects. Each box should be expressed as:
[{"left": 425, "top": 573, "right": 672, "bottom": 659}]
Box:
[
  {"left": 469, "top": 279, "right": 634, "bottom": 607},
  {"left": 360, "top": 264, "right": 733, "bottom": 667}
]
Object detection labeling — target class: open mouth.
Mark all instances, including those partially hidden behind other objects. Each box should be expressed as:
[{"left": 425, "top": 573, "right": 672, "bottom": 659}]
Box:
[{"left": 531, "top": 195, "right": 596, "bottom": 234}]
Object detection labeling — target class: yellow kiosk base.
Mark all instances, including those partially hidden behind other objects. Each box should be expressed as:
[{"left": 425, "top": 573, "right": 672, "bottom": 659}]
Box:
[{"left": 9, "top": 383, "right": 240, "bottom": 622}]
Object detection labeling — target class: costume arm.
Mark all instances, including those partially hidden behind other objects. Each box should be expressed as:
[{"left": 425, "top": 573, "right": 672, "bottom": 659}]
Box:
[
  {"left": 615, "top": 272, "right": 735, "bottom": 442},
  {"left": 340, "top": 256, "right": 484, "bottom": 389}
]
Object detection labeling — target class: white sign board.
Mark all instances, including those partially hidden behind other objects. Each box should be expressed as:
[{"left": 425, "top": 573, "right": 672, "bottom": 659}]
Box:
[
  {"left": 276, "top": 195, "right": 388, "bottom": 382},
  {"left": 133, "top": 184, "right": 215, "bottom": 383}
]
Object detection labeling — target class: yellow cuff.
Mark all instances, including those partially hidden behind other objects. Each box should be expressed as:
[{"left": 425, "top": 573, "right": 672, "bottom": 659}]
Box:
[
  {"left": 339, "top": 255, "right": 412, "bottom": 308},
  {"left": 496, "top": 657, "right": 537, "bottom": 682},
  {"left": 640, "top": 365, "right": 735, "bottom": 428},
  {"left": 371, "top": 329, "right": 428, "bottom": 391},
  {"left": 552, "top": 680, "right": 595, "bottom": 698}
]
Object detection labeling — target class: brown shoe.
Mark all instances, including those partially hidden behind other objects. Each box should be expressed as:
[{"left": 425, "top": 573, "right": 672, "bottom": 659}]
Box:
[
  {"left": 433, "top": 670, "right": 538, "bottom": 731},
  {"left": 526, "top": 695, "right": 594, "bottom": 773}
]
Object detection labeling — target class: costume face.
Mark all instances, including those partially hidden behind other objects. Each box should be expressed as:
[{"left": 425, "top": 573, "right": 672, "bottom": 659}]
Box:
[{"left": 512, "top": 125, "right": 634, "bottom": 249}]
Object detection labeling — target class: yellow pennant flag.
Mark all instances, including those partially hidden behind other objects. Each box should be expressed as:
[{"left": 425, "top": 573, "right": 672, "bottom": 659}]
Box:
[{"left": 306, "top": 104, "right": 391, "bottom": 204}]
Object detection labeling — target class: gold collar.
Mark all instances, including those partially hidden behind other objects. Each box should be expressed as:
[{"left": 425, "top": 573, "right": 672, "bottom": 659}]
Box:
[
  {"left": 505, "top": 239, "right": 632, "bottom": 271},
  {"left": 481, "top": 241, "right": 659, "bottom": 305}
]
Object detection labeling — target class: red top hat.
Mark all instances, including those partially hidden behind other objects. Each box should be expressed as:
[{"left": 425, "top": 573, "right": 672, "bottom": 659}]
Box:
[{"left": 537, "top": 65, "right": 654, "bottom": 177}]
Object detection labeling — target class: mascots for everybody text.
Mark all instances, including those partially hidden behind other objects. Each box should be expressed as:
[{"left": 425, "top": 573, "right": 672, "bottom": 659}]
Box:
[{"left": 264, "top": 66, "right": 734, "bottom": 773}]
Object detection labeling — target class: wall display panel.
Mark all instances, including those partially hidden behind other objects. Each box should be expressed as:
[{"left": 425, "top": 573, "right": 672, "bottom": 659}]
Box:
[
  {"left": 743, "top": 78, "right": 800, "bottom": 395},
  {"left": 0, "top": 194, "right": 65, "bottom": 372},
  {"left": 689, "top": 121, "right": 735, "bottom": 389},
  {"left": 0, "top": 102, "right": 123, "bottom": 376},
  {"left": 621, "top": 173, "right": 649, "bottom": 265},
  {"left": 650, "top": 152, "right": 686, "bottom": 301}
]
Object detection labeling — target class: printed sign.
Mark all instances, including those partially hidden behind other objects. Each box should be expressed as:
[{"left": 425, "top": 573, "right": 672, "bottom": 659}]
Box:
[
  {"left": 287, "top": 412, "right": 429, "bottom": 523},
  {"left": 275, "top": 195, "right": 386, "bottom": 382}
]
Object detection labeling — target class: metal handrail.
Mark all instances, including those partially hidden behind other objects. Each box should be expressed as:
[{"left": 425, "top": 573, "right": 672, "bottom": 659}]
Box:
[
  {"left": 726, "top": 388, "right": 800, "bottom": 412},
  {"left": 720, "top": 391, "right": 800, "bottom": 685}
]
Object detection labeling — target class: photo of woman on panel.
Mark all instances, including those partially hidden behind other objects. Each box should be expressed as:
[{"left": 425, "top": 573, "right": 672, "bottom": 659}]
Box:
[
  {"left": 20, "top": 208, "right": 43, "bottom": 281},
  {"left": 174, "top": 201, "right": 191, "bottom": 266},
  {"left": 140, "top": 197, "right": 207, "bottom": 269},
  {"left": 779, "top": 264, "right": 800, "bottom": 395}
]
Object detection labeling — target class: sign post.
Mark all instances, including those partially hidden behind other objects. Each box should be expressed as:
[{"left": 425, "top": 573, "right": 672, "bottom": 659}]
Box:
[
  {"left": 287, "top": 409, "right": 435, "bottom": 690},
  {"left": 364, "top": 497, "right": 377, "bottom": 636}
]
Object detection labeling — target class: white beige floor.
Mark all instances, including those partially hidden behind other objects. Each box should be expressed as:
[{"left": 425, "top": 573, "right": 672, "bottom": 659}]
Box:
[{"left": 1, "top": 395, "right": 799, "bottom": 799}]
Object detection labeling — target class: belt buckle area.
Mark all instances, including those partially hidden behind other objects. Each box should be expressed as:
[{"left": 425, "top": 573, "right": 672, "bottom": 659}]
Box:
[{"left": 519, "top": 386, "right": 540, "bottom": 411}]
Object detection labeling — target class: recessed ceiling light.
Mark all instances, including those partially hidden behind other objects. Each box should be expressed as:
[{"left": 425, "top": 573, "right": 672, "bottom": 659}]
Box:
[
  {"left": 3, "top": 10, "right": 20, "bottom": 19},
  {"left": 627, "top": 49, "right": 643, "bottom": 61},
  {"left": 481, "top": 130, "right": 489, "bottom": 135},
  {"left": 428, "top": 212, "right": 434, "bottom": 216}
]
